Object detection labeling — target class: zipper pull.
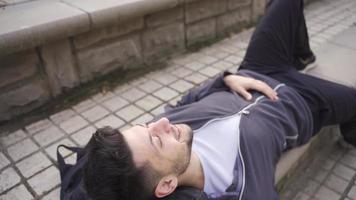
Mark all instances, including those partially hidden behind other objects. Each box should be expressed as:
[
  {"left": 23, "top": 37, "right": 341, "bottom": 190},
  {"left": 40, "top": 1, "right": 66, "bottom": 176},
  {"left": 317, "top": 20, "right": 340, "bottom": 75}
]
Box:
[{"left": 239, "top": 110, "right": 250, "bottom": 115}]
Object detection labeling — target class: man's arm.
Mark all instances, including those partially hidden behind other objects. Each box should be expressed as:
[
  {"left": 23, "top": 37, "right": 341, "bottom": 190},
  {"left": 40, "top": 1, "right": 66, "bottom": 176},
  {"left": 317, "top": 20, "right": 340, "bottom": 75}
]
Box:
[{"left": 168, "top": 71, "right": 278, "bottom": 109}]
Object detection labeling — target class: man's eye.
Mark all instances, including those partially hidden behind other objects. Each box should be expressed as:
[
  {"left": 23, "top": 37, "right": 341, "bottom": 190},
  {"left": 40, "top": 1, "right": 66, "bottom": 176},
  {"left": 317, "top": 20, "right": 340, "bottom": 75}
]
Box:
[{"left": 153, "top": 136, "right": 162, "bottom": 147}]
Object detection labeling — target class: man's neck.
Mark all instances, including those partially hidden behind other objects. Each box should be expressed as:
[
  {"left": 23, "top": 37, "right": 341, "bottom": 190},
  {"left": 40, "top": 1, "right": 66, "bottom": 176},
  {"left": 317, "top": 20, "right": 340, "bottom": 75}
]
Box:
[{"left": 177, "top": 151, "right": 204, "bottom": 190}]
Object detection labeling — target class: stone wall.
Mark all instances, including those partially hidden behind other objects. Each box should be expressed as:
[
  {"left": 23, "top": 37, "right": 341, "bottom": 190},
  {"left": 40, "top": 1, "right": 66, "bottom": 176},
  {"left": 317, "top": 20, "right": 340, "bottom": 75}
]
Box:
[{"left": 0, "top": 0, "right": 267, "bottom": 122}]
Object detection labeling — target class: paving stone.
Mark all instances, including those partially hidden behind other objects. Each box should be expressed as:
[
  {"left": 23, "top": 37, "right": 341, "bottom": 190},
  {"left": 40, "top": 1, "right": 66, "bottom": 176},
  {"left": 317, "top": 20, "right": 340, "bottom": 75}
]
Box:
[
  {"left": 116, "top": 105, "right": 145, "bottom": 122},
  {"left": 72, "top": 99, "right": 96, "bottom": 113},
  {"left": 81, "top": 105, "right": 110, "bottom": 122},
  {"left": 27, "top": 166, "right": 60, "bottom": 196},
  {"left": 312, "top": 168, "right": 329, "bottom": 183},
  {"left": 131, "top": 113, "right": 154, "bottom": 126},
  {"left": 119, "top": 124, "right": 133, "bottom": 132},
  {"left": 333, "top": 163, "right": 355, "bottom": 181},
  {"left": 169, "top": 95, "right": 183, "bottom": 106},
  {"left": 0, "top": 129, "right": 27, "bottom": 147},
  {"left": 95, "top": 114, "right": 125, "bottom": 129},
  {"left": 138, "top": 80, "right": 162, "bottom": 93},
  {"left": 153, "top": 87, "right": 179, "bottom": 101},
  {"left": 204, "top": 49, "right": 230, "bottom": 59},
  {"left": 341, "top": 154, "right": 356, "bottom": 170},
  {"left": 321, "top": 158, "right": 337, "bottom": 170},
  {"left": 135, "top": 95, "right": 162, "bottom": 111},
  {"left": 185, "top": 61, "right": 206, "bottom": 71},
  {"left": 149, "top": 72, "right": 178, "bottom": 85},
  {"left": 25, "top": 119, "right": 53, "bottom": 135},
  {"left": 170, "top": 55, "right": 193, "bottom": 66},
  {"left": 0, "top": 167, "right": 20, "bottom": 193},
  {"left": 0, "top": 152, "right": 10, "bottom": 170},
  {"left": 184, "top": 73, "right": 209, "bottom": 85},
  {"left": 324, "top": 174, "right": 348, "bottom": 194},
  {"left": 199, "top": 66, "right": 221, "bottom": 77},
  {"left": 7, "top": 138, "right": 38, "bottom": 161},
  {"left": 170, "top": 80, "right": 195, "bottom": 93},
  {"left": 150, "top": 104, "right": 166, "bottom": 116},
  {"left": 64, "top": 153, "right": 77, "bottom": 165},
  {"left": 303, "top": 179, "right": 320, "bottom": 196},
  {"left": 59, "top": 115, "right": 89, "bottom": 134},
  {"left": 91, "top": 92, "right": 116, "bottom": 103},
  {"left": 292, "top": 192, "right": 311, "bottom": 200},
  {"left": 0, "top": 184, "right": 33, "bottom": 200},
  {"left": 45, "top": 138, "right": 76, "bottom": 160},
  {"left": 102, "top": 96, "right": 129, "bottom": 112},
  {"left": 113, "top": 83, "right": 132, "bottom": 94},
  {"left": 42, "top": 187, "right": 60, "bottom": 200},
  {"left": 314, "top": 186, "right": 340, "bottom": 200},
  {"left": 225, "top": 55, "right": 243, "bottom": 65},
  {"left": 195, "top": 54, "right": 219, "bottom": 65},
  {"left": 33, "top": 125, "right": 65, "bottom": 147},
  {"left": 211, "top": 60, "right": 234, "bottom": 71},
  {"left": 16, "top": 151, "right": 52, "bottom": 178},
  {"left": 50, "top": 109, "right": 76, "bottom": 125},
  {"left": 170, "top": 67, "right": 193, "bottom": 78},
  {"left": 71, "top": 126, "right": 96, "bottom": 147},
  {"left": 348, "top": 185, "right": 356, "bottom": 199},
  {"left": 129, "top": 77, "right": 148, "bottom": 86},
  {"left": 121, "top": 88, "right": 146, "bottom": 102}
]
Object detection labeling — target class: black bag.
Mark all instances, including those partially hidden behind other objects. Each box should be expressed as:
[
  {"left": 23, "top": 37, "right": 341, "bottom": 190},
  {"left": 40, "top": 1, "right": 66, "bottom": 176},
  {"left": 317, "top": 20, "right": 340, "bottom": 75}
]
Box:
[{"left": 57, "top": 145, "right": 90, "bottom": 200}]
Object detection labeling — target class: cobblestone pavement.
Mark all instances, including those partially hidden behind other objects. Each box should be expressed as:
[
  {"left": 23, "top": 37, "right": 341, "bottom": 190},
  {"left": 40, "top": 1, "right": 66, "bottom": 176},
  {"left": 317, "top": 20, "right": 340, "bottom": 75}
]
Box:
[{"left": 1, "top": 0, "right": 356, "bottom": 199}]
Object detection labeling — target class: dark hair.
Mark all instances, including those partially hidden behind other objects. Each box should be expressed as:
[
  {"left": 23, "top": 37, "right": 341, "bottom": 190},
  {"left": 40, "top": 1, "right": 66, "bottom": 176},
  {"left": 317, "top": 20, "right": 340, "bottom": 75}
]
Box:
[{"left": 83, "top": 126, "right": 158, "bottom": 200}]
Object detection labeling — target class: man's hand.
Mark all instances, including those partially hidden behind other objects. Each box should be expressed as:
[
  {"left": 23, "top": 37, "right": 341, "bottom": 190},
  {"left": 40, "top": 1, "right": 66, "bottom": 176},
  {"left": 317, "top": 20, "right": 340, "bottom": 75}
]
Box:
[{"left": 223, "top": 74, "right": 278, "bottom": 101}]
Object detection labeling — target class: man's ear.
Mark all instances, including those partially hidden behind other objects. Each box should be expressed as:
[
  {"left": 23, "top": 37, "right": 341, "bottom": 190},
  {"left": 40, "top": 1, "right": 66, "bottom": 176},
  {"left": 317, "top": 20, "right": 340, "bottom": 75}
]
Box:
[{"left": 154, "top": 175, "right": 178, "bottom": 198}]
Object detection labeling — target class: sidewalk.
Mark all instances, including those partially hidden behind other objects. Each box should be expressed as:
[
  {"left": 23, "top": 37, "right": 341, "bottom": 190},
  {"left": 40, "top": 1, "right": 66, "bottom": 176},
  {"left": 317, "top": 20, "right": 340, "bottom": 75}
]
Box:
[{"left": 0, "top": 0, "right": 356, "bottom": 199}]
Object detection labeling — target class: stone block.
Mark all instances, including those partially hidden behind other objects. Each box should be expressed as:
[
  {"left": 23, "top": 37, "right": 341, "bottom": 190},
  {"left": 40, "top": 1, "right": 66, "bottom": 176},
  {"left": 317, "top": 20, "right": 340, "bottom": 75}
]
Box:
[
  {"left": 135, "top": 95, "right": 162, "bottom": 111},
  {"left": 217, "top": 7, "right": 252, "bottom": 36},
  {"left": 185, "top": 0, "right": 228, "bottom": 23},
  {"left": 142, "top": 23, "right": 185, "bottom": 61},
  {"left": 33, "top": 125, "right": 65, "bottom": 147},
  {"left": 0, "top": 184, "right": 33, "bottom": 200},
  {"left": 102, "top": 96, "right": 129, "bottom": 112},
  {"left": 169, "top": 80, "right": 194, "bottom": 93},
  {"left": 0, "top": 167, "right": 21, "bottom": 193},
  {"left": 0, "top": 1, "right": 90, "bottom": 55},
  {"left": 7, "top": 138, "right": 38, "bottom": 161},
  {"left": 146, "top": 6, "right": 183, "bottom": 28},
  {"left": 41, "top": 39, "right": 79, "bottom": 96},
  {"left": 77, "top": 35, "right": 142, "bottom": 81},
  {"left": 0, "top": 80, "right": 50, "bottom": 121},
  {"left": 27, "top": 166, "right": 60, "bottom": 196},
  {"left": 153, "top": 87, "right": 179, "bottom": 101},
  {"left": 74, "top": 18, "right": 144, "bottom": 49},
  {"left": 252, "top": 0, "right": 266, "bottom": 21},
  {"left": 16, "top": 152, "right": 52, "bottom": 178},
  {"left": 71, "top": 126, "right": 96, "bottom": 147},
  {"left": 0, "top": 49, "right": 38, "bottom": 89},
  {"left": 59, "top": 115, "right": 88, "bottom": 134},
  {"left": 95, "top": 114, "right": 125, "bottom": 129},
  {"left": 0, "top": 129, "right": 27, "bottom": 147},
  {"left": 0, "top": 152, "right": 10, "bottom": 170},
  {"left": 187, "top": 18, "right": 216, "bottom": 46},
  {"left": 81, "top": 105, "right": 110, "bottom": 123},
  {"left": 116, "top": 105, "right": 145, "bottom": 122},
  {"left": 42, "top": 187, "right": 60, "bottom": 200},
  {"left": 228, "top": 0, "right": 252, "bottom": 10}
]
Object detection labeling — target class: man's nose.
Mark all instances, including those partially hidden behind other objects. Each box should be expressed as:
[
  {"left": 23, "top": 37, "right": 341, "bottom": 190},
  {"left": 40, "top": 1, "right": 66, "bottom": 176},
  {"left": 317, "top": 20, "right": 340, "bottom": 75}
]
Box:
[{"left": 151, "top": 117, "right": 170, "bottom": 133}]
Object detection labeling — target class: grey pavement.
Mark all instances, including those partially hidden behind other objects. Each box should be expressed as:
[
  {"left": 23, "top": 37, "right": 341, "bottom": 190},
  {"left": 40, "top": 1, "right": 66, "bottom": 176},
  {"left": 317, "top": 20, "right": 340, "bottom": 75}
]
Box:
[{"left": 1, "top": 0, "right": 356, "bottom": 199}]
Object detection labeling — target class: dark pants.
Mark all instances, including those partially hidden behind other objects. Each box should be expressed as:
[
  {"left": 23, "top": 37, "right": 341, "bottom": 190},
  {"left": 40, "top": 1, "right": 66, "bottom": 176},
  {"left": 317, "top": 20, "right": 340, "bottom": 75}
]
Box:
[{"left": 240, "top": 0, "right": 356, "bottom": 146}]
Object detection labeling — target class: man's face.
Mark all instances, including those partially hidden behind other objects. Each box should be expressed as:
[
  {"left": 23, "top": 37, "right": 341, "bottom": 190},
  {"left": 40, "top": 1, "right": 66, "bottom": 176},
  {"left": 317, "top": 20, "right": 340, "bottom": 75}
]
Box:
[{"left": 122, "top": 117, "right": 193, "bottom": 176}]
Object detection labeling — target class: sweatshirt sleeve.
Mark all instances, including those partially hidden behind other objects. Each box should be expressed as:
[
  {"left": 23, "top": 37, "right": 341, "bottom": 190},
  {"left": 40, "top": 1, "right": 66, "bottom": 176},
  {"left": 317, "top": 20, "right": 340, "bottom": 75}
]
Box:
[{"left": 165, "top": 71, "right": 233, "bottom": 111}]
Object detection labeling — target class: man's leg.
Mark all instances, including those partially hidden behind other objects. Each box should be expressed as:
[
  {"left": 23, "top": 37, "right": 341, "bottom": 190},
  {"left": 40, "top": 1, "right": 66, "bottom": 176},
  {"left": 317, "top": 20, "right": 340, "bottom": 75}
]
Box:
[
  {"left": 240, "top": 0, "right": 312, "bottom": 73},
  {"left": 269, "top": 70, "right": 356, "bottom": 146}
]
